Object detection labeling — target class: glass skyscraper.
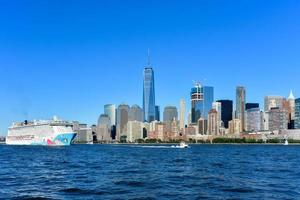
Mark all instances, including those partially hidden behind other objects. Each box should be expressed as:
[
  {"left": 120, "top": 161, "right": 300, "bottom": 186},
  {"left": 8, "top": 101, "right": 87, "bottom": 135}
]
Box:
[
  {"left": 216, "top": 100, "right": 233, "bottom": 129},
  {"left": 246, "top": 108, "right": 261, "bottom": 132},
  {"left": 143, "top": 67, "right": 156, "bottom": 122},
  {"left": 155, "top": 105, "right": 160, "bottom": 121},
  {"left": 163, "top": 106, "right": 178, "bottom": 122},
  {"left": 246, "top": 103, "right": 259, "bottom": 110},
  {"left": 116, "top": 104, "right": 130, "bottom": 139},
  {"left": 104, "top": 104, "right": 116, "bottom": 126},
  {"left": 191, "top": 85, "right": 214, "bottom": 123},
  {"left": 236, "top": 86, "right": 246, "bottom": 131},
  {"left": 129, "top": 105, "right": 144, "bottom": 122},
  {"left": 294, "top": 98, "right": 300, "bottom": 129}
]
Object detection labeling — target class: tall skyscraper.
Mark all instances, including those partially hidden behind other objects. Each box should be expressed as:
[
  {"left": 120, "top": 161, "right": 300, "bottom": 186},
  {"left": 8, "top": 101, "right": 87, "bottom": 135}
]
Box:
[
  {"left": 288, "top": 90, "right": 295, "bottom": 120},
  {"left": 163, "top": 106, "right": 178, "bottom": 133},
  {"left": 163, "top": 106, "right": 178, "bottom": 122},
  {"left": 264, "top": 96, "right": 284, "bottom": 111},
  {"left": 208, "top": 109, "right": 219, "bottom": 135},
  {"left": 104, "top": 104, "right": 116, "bottom": 126},
  {"left": 246, "top": 108, "right": 261, "bottom": 132},
  {"left": 116, "top": 104, "right": 130, "bottom": 139},
  {"left": 97, "top": 114, "right": 112, "bottom": 142},
  {"left": 129, "top": 105, "right": 144, "bottom": 122},
  {"left": 212, "top": 102, "right": 222, "bottom": 127},
  {"left": 268, "top": 107, "right": 288, "bottom": 131},
  {"left": 294, "top": 98, "right": 300, "bottom": 129},
  {"left": 236, "top": 86, "right": 246, "bottom": 131},
  {"left": 260, "top": 112, "right": 269, "bottom": 131},
  {"left": 155, "top": 105, "right": 160, "bottom": 121},
  {"left": 216, "top": 100, "right": 233, "bottom": 129},
  {"left": 143, "top": 67, "right": 156, "bottom": 122},
  {"left": 198, "top": 118, "right": 208, "bottom": 135},
  {"left": 190, "top": 83, "right": 214, "bottom": 123},
  {"left": 188, "top": 111, "right": 192, "bottom": 125},
  {"left": 98, "top": 114, "right": 111, "bottom": 127},
  {"left": 179, "top": 99, "right": 186, "bottom": 131}
]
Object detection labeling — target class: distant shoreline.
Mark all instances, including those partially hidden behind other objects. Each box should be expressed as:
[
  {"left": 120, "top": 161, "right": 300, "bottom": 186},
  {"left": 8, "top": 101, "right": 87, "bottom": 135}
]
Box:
[
  {"left": 81, "top": 142, "right": 300, "bottom": 145},
  {"left": 2, "top": 143, "right": 300, "bottom": 146}
]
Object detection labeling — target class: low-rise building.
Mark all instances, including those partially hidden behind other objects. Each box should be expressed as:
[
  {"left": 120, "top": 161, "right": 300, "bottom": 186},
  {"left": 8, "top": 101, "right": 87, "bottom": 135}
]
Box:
[
  {"left": 74, "top": 127, "right": 93, "bottom": 143},
  {"left": 229, "top": 119, "right": 242, "bottom": 134}
]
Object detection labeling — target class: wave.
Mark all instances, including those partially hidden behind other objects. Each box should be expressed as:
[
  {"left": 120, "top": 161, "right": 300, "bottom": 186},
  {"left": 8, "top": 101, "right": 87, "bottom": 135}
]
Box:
[{"left": 60, "top": 188, "right": 113, "bottom": 195}]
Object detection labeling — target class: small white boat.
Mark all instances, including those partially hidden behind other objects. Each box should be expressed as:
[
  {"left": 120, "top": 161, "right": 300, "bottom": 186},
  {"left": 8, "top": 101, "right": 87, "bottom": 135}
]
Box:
[
  {"left": 87, "top": 141, "right": 94, "bottom": 145},
  {"left": 284, "top": 139, "right": 289, "bottom": 146},
  {"left": 172, "top": 142, "right": 189, "bottom": 149}
]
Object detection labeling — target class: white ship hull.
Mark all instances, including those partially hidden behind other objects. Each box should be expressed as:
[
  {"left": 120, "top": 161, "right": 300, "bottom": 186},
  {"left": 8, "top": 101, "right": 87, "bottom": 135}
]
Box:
[{"left": 6, "top": 123, "right": 76, "bottom": 146}]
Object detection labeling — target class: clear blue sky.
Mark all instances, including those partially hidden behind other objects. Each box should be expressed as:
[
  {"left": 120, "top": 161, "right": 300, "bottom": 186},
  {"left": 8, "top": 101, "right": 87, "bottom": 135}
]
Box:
[{"left": 1, "top": 0, "right": 300, "bottom": 135}]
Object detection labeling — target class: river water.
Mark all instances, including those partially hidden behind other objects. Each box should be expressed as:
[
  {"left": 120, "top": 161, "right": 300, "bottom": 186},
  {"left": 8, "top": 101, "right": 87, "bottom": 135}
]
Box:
[{"left": 0, "top": 144, "right": 300, "bottom": 199}]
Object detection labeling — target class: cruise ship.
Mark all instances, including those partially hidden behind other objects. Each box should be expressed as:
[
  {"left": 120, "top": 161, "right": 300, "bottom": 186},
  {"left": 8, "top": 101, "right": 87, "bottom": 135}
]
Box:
[{"left": 6, "top": 117, "right": 77, "bottom": 146}]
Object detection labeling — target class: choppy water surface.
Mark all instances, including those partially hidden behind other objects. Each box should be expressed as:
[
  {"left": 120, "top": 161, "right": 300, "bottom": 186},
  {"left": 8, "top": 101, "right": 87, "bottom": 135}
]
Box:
[{"left": 0, "top": 144, "right": 300, "bottom": 199}]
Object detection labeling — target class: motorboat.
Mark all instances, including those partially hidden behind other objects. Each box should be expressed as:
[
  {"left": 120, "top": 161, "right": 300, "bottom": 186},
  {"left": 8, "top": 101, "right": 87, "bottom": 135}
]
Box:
[
  {"left": 172, "top": 142, "right": 189, "bottom": 149},
  {"left": 87, "top": 141, "right": 94, "bottom": 145}
]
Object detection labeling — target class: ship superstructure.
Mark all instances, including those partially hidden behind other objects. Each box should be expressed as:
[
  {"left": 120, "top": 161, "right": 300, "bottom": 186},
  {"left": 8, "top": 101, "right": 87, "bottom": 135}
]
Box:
[{"left": 6, "top": 118, "right": 77, "bottom": 146}]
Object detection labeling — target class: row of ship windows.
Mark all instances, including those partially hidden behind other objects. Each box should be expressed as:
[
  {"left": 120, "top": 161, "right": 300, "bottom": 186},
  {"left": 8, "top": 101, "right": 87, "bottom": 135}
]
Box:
[{"left": 7, "top": 135, "right": 35, "bottom": 140}]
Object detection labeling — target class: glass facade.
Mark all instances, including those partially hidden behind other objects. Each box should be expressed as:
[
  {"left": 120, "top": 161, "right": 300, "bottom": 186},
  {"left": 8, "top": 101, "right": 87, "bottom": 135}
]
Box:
[
  {"left": 294, "top": 98, "right": 300, "bottom": 129},
  {"left": 191, "top": 86, "right": 214, "bottom": 123},
  {"left": 246, "top": 103, "right": 259, "bottom": 110},
  {"left": 163, "top": 106, "right": 178, "bottom": 122},
  {"left": 129, "top": 105, "right": 144, "bottom": 122},
  {"left": 104, "top": 104, "right": 116, "bottom": 126},
  {"left": 97, "top": 114, "right": 112, "bottom": 142},
  {"left": 143, "top": 67, "right": 156, "bottom": 122},
  {"left": 155, "top": 105, "right": 160, "bottom": 121},
  {"left": 98, "top": 114, "right": 111, "bottom": 126},
  {"left": 117, "top": 104, "right": 130, "bottom": 138},
  {"left": 246, "top": 108, "right": 261, "bottom": 132},
  {"left": 217, "top": 100, "right": 233, "bottom": 129}
]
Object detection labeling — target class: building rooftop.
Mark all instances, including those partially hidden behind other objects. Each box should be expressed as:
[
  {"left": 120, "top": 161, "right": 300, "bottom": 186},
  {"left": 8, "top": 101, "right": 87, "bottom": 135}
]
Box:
[{"left": 288, "top": 90, "right": 295, "bottom": 100}]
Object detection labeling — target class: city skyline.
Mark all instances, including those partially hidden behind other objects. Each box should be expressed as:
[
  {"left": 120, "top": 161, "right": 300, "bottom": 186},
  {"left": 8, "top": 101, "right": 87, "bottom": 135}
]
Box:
[
  {"left": 1, "top": 1, "right": 300, "bottom": 135},
  {"left": 1, "top": 64, "right": 298, "bottom": 136},
  {"left": 0, "top": 63, "right": 299, "bottom": 135}
]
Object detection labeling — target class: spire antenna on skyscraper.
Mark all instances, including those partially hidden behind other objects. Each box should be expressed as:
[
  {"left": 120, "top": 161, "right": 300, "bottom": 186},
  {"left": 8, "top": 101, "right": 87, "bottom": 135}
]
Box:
[
  {"left": 147, "top": 48, "right": 151, "bottom": 67},
  {"left": 289, "top": 90, "right": 295, "bottom": 99}
]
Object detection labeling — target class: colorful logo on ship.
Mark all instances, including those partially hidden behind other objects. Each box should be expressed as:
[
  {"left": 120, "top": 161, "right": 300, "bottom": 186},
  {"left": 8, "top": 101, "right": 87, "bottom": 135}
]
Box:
[{"left": 31, "top": 133, "right": 77, "bottom": 146}]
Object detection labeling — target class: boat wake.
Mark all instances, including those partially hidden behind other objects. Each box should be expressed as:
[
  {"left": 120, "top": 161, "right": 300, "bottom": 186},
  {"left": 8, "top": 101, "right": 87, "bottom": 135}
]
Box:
[
  {"left": 133, "top": 145, "right": 173, "bottom": 149},
  {"left": 130, "top": 142, "right": 190, "bottom": 149}
]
